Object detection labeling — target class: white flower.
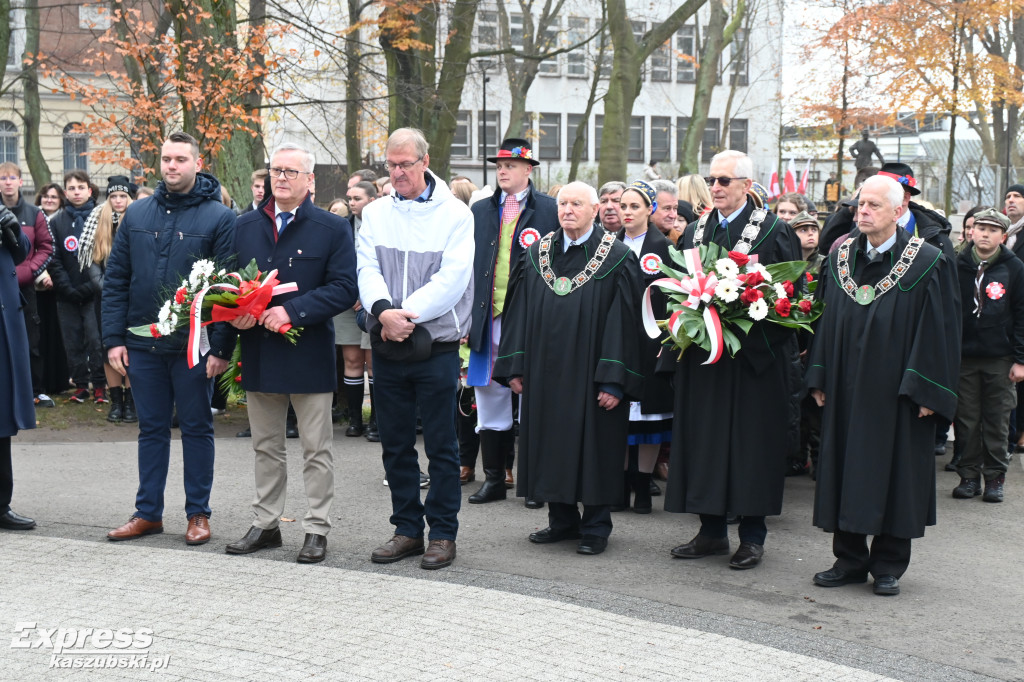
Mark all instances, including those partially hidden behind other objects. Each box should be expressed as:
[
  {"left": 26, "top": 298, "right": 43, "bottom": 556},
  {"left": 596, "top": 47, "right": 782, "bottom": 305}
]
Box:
[
  {"left": 715, "top": 279, "right": 740, "bottom": 303},
  {"left": 748, "top": 298, "right": 769, "bottom": 321},
  {"left": 158, "top": 300, "right": 172, "bottom": 322},
  {"left": 774, "top": 283, "right": 788, "bottom": 300},
  {"left": 715, "top": 258, "right": 740, "bottom": 280},
  {"left": 189, "top": 259, "right": 216, "bottom": 288},
  {"left": 217, "top": 268, "right": 226, "bottom": 277},
  {"left": 747, "top": 262, "right": 772, "bottom": 282}
]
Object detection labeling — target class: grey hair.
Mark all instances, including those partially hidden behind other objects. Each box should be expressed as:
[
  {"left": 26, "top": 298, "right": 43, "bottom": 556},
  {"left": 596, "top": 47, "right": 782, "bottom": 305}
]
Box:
[
  {"left": 651, "top": 179, "right": 678, "bottom": 198},
  {"left": 271, "top": 142, "right": 315, "bottom": 172},
  {"left": 557, "top": 181, "right": 599, "bottom": 204},
  {"left": 862, "top": 175, "right": 905, "bottom": 209},
  {"left": 598, "top": 180, "right": 627, "bottom": 197},
  {"left": 710, "top": 150, "right": 753, "bottom": 180},
  {"left": 387, "top": 128, "right": 429, "bottom": 158}
]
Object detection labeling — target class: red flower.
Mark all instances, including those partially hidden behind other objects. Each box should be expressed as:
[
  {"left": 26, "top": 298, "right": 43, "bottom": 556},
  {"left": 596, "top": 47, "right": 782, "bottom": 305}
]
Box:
[
  {"left": 728, "top": 251, "right": 750, "bottom": 267},
  {"left": 783, "top": 280, "right": 794, "bottom": 297},
  {"left": 775, "top": 298, "right": 792, "bottom": 317},
  {"left": 805, "top": 272, "right": 814, "bottom": 282},
  {"left": 234, "top": 375, "right": 242, "bottom": 383},
  {"left": 740, "top": 288, "right": 763, "bottom": 305},
  {"left": 149, "top": 323, "right": 161, "bottom": 338},
  {"left": 798, "top": 299, "right": 812, "bottom": 314},
  {"left": 743, "top": 271, "right": 765, "bottom": 287},
  {"left": 174, "top": 287, "right": 187, "bottom": 305}
]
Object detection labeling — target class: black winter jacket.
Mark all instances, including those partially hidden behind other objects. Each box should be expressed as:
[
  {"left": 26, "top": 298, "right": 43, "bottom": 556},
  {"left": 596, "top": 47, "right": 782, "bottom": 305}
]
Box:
[
  {"left": 958, "top": 244, "right": 1024, "bottom": 362},
  {"left": 101, "top": 173, "right": 236, "bottom": 356}
]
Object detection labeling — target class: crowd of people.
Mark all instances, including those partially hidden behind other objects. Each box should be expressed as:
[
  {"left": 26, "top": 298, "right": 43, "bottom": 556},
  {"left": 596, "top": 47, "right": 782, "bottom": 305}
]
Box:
[{"left": 0, "top": 129, "right": 1017, "bottom": 597}]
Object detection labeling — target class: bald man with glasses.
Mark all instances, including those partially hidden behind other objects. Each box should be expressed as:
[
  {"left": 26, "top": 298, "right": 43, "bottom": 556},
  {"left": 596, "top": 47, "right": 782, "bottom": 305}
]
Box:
[{"left": 660, "top": 149, "right": 802, "bottom": 571}]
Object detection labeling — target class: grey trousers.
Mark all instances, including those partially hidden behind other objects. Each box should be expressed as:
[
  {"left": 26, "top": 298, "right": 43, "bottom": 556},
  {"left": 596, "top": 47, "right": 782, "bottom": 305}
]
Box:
[{"left": 246, "top": 391, "right": 335, "bottom": 535}]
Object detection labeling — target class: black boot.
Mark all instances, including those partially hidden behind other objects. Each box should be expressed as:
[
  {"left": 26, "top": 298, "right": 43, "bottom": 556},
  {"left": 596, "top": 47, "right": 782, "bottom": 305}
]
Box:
[
  {"left": 122, "top": 388, "right": 137, "bottom": 423},
  {"left": 469, "top": 430, "right": 508, "bottom": 503},
  {"left": 611, "top": 473, "right": 631, "bottom": 512},
  {"left": 107, "top": 386, "right": 124, "bottom": 423},
  {"left": 632, "top": 471, "right": 653, "bottom": 514},
  {"left": 344, "top": 376, "right": 365, "bottom": 437},
  {"left": 365, "top": 382, "right": 380, "bottom": 442}
]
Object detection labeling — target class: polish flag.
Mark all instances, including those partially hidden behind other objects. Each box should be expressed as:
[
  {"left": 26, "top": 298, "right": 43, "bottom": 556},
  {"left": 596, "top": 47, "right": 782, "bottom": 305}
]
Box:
[
  {"left": 783, "top": 159, "right": 797, "bottom": 193},
  {"left": 797, "top": 159, "right": 812, "bottom": 194},
  {"left": 768, "top": 171, "right": 780, "bottom": 199}
]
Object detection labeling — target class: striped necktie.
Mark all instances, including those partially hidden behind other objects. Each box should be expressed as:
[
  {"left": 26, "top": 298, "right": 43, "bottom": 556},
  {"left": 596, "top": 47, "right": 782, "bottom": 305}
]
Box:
[{"left": 974, "top": 260, "right": 988, "bottom": 316}]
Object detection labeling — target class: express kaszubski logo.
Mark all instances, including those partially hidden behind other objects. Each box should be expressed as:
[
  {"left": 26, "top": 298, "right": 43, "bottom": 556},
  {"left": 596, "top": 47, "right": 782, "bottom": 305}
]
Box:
[{"left": 10, "top": 623, "right": 171, "bottom": 671}]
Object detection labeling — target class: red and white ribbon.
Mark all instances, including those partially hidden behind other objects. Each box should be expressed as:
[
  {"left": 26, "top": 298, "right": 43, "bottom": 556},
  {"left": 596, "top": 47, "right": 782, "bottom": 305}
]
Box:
[{"left": 642, "top": 247, "right": 724, "bottom": 365}]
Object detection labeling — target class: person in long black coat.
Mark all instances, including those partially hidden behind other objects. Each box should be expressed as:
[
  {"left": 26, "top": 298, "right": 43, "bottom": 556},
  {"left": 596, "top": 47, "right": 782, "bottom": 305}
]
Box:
[
  {"left": 0, "top": 205, "right": 36, "bottom": 531},
  {"left": 493, "top": 182, "right": 643, "bottom": 556},
  {"left": 807, "top": 176, "right": 960, "bottom": 596},
  {"left": 659, "top": 151, "right": 801, "bottom": 571}
]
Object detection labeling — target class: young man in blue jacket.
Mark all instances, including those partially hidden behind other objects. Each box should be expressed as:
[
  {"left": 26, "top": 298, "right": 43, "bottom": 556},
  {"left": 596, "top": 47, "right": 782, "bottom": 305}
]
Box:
[{"left": 102, "top": 131, "right": 236, "bottom": 546}]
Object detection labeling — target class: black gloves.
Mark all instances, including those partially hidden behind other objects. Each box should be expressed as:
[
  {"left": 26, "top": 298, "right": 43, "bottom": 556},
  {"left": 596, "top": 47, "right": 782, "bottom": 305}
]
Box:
[{"left": 0, "top": 205, "right": 23, "bottom": 254}]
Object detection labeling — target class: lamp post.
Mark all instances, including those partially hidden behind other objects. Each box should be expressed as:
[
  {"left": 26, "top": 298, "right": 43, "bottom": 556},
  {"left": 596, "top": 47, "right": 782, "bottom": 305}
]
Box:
[{"left": 479, "top": 59, "right": 494, "bottom": 186}]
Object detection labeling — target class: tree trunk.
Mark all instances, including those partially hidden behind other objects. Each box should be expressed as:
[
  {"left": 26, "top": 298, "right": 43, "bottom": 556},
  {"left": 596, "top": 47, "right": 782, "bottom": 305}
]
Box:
[
  {"left": 568, "top": 13, "right": 609, "bottom": 182},
  {"left": 0, "top": 0, "right": 10, "bottom": 89},
  {"left": 678, "top": 1, "right": 727, "bottom": 175},
  {"left": 245, "top": 0, "right": 267, "bottom": 170},
  {"left": 344, "top": 0, "right": 363, "bottom": 171},
  {"left": 22, "top": 0, "right": 49, "bottom": 188}
]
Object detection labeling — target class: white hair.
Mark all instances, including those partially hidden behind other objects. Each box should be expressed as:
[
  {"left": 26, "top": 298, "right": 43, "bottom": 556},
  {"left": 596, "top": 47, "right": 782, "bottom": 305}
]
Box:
[
  {"left": 862, "top": 175, "right": 905, "bottom": 209},
  {"left": 557, "top": 181, "right": 599, "bottom": 204},
  {"left": 710, "top": 150, "right": 753, "bottom": 179},
  {"left": 271, "top": 142, "right": 315, "bottom": 172}
]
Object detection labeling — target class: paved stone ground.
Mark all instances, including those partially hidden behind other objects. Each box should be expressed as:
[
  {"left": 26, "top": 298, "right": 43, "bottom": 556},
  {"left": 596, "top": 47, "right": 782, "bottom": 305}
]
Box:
[{"left": 1, "top": 429, "right": 1020, "bottom": 681}]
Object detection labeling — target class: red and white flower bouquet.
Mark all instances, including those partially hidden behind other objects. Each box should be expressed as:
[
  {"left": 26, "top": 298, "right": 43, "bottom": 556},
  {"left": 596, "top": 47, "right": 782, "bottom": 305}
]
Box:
[
  {"left": 129, "top": 258, "right": 301, "bottom": 368},
  {"left": 642, "top": 243, "right": 824, "bottom": 364}
]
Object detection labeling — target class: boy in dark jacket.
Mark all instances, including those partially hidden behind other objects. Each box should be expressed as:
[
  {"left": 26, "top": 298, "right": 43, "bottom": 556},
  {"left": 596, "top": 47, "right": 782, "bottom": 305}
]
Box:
[{"left": 953, "top": 208, "right": 1024, "bottom": 503}]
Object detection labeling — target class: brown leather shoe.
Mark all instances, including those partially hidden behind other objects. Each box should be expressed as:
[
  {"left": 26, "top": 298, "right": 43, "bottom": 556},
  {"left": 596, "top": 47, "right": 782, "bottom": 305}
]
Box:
[
  {"left": 421, "top": 539, "right": 456, "bottom": 569},
  {"left": 107, "top": 516, "right": 163, "bottom": 541},
  {"left": 459, "top": 466, "right": 475, "bottom": 485},
  {"left": 371, "top": 534, "right": 424, "bottom": 564},
  {"left": 654, "top": 461, "right": 670, "bottom": 481},
  {"left": 504, "top": 468, "right": 514, "bottom": 488},
  {"left": 185, "top": 514, "right": 211, "bottom": 545}
]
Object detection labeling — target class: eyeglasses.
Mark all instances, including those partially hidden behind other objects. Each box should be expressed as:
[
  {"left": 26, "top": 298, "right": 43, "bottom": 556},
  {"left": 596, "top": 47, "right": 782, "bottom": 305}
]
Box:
[
  {"left": 705, "top": 176, "right": 747, "bottom": 187},
  {"left": 385, "top": 157, "right": 424, "bottom": 172},
  {"left": 269, "top": 167, "right": 311, "bottom": 180}
]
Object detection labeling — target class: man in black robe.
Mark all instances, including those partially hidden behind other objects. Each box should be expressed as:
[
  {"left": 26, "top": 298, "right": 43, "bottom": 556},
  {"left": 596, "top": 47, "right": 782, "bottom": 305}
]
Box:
[
  {"left": 660, "top": 150, "right": 802, "bottom": 570},
  {"left": 493, "top": 181, "right": 643, "bottom": 556},
  {"left": 807, "top": 175, "right": 960, "bottom": 596}
]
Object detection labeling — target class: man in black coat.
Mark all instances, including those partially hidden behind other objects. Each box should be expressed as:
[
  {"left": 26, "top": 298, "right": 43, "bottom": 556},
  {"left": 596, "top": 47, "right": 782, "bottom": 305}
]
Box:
[
  {"left": 224, "top": 143, "right": 357, "bottom": 564},
  {"left": 465, "top": 138, "right": 557, "bottom": 505}
]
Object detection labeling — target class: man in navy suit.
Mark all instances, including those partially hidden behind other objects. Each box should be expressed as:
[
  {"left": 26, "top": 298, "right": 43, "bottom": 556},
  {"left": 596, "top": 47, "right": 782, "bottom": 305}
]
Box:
[
  {"left": 465, "top": 138, "right": 558, "bottom": 505},
  {"left": 224, "top": 142, "right": 357, "bottom": 564}
]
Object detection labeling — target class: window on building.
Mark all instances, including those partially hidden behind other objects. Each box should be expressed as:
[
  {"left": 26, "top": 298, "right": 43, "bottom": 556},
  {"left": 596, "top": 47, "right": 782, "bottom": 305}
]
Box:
[
  {"left": 728, "top": 119, "right": 748, "bottom": 154},
  {"left": 510, "top": 13, "right": 526, "bottom": 70},
  {"left": 676, "top": 117, "right": 691, "bottom": 160},
  {"left": 567, "top": 114, "right": 588, "bottom": 161},
  {"left": 632, "top": 21, "right": 646, "bottom": 80},
  {"left": 538, "top": 22, "right": 560, "bottom": 76},
  {"left": 650, "top": 39, "right": 671, "bottom": 82},
  {"left": 702, "top": 118, "right": 720, "bottom": 163},
  {"left": 676, "top": 26, "right": 697, "bottom": 83},
  {"left": 451, "top": 111, "right": 471, "bottom": 158},
  {"left": 0, "top": 121, "right": 17, "bottom": 164},
  {"left": 629, "top": 116, "right": 645, "bottom": 163},
  {"left": 63, "top": 123, "right": 88, "bottom": 172},
  {"left": 567, "top": 17, "right": 588, "bottom": 78},
  {"left": 651, "top": 116, "right": 671, "bottom": 162},
  {"left": 599, "top": 31, "right": 612, "bottom": 79},
  {"left": 595, "top": 114, "right": 604, "bottom": 160},
  {"left": 478, "top": 111, "right": 501, "bottom": 158},
  {"left": 477, "top": 11, "right": 497, "bottom": 48},
  {"left": 729, "top": 29, "right": 748, "bottom": 86},
  {"left": 538, "top": 112, "right": 561, "bottom": 160}
]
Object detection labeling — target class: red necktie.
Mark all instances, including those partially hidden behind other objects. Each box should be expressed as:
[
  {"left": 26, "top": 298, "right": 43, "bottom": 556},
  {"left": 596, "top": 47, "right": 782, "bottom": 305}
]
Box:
[{"left": 502, "top": 195, "right": 520, "bottom": 225}]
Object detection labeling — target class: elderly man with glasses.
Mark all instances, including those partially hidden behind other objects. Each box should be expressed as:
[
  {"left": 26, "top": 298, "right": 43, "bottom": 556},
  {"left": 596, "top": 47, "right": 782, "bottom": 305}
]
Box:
[{"left": 658, "top": 150, "right": 802, "bottom": 571}]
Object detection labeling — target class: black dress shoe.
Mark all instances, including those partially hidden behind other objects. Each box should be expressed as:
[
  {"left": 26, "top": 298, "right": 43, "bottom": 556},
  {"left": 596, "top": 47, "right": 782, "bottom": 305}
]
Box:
[
  {"left": 468, "top": 478, "right": 507, "bottom": 504},
  {"left": 577, "top": 535, "right": 608, "bottom": 555},
  {"left": 529, "top": 526, "right": 581, "bottom": 544},
  {"left": 649, "top": 479, "right": 662, "bottom": 496},
  {"left": 0, "top": 510, "right": 36, "bottom": 531},
  {"left": 813, "top": 566, "right": 868, "bottom": 587},
  {"left": 524, "top": 498, "right": 544, "bottom": 509},
  {"left": 297, "top": 533, "right": 327, "bottom": 563},
  {"left": 365, "top": 427, "right": 380, "bottom": 443},
  {"left": 225, "top": 526, "right": 282, "bottom": 554},
  {"left": 873, "top": 574, "right": 900, "bottom": 595},
  {"left": 728, "top": 541, "right": 764, "bottom": 569},
  {"left": 346, "top": 423, "right": 366, "bottom": 437},
  {"left": 670, "top": 533, "right": 729, "bottom": 558},
  {"left": 286, "top": 424, "right": 299, "bottom": 439},
  {"left": 236, "top": 427, "right": 251, "bottom": 438}
]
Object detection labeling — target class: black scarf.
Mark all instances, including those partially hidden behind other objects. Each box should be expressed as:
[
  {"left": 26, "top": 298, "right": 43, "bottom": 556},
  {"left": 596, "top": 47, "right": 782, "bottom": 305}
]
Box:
[{"left": 65, "top": 199, "right": 96, "bottom": 234}]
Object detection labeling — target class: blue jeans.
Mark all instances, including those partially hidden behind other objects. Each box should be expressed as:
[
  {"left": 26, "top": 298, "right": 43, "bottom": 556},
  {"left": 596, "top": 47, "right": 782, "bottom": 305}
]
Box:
[
  {"left": 125, "top": 350, "right": 215, "bottom": 521},
  {"left": 373, "top": 350, "right": 460, "bottom": 540}
]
